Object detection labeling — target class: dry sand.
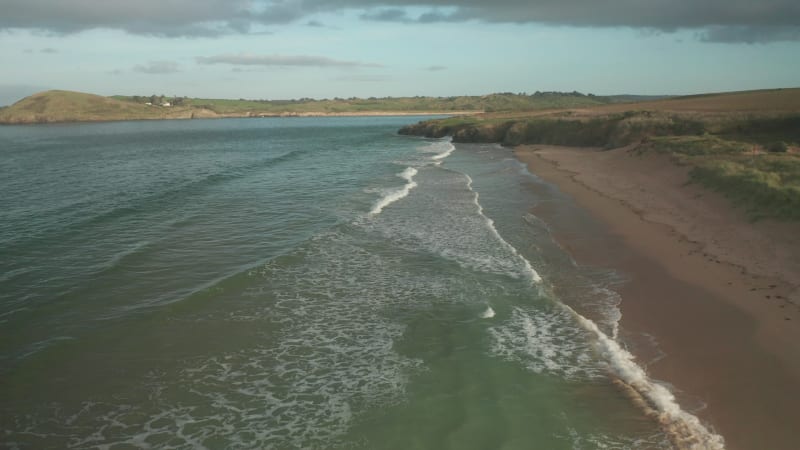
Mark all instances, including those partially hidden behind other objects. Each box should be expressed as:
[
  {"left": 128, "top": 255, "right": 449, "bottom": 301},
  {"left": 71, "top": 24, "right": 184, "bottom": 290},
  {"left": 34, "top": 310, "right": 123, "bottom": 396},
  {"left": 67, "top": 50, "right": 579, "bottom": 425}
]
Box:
[{"left": 514, "top": 145, "right": 800, "bottom": 450}]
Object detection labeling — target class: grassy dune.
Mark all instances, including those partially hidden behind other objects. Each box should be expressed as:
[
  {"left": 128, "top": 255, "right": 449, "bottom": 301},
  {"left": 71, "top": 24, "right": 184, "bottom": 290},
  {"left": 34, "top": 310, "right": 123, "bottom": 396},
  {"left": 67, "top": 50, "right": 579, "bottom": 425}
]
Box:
[{"left": 400, "top": 88, "right": 800, "bottom": 220}]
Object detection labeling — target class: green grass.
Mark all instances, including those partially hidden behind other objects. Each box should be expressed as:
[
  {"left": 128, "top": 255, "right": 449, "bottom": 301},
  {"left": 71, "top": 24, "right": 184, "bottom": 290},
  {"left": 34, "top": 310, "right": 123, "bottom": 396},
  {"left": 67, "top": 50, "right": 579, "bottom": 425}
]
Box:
[
  {"left": 1, "top": 90, "right": 172, "bottom": 123},
  {"left": 689, "top": 154, "right": 800, "bottom": 220},
  {"left": 113, "top": 92, "right": 608, "bottom": 114},
  {"left": 640, "top": 135, "right": 751, "bottom": 156}
]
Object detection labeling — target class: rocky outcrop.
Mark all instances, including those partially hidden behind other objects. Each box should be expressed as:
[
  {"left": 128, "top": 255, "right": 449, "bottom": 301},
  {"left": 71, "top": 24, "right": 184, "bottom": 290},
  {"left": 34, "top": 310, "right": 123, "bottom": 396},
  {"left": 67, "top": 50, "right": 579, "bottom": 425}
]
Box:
[
  {"left": 399, "top": 112, "right": 715, "bottom": 148},
  {"left": 398, "top": 121, "right": 453, "bottom": 138}
]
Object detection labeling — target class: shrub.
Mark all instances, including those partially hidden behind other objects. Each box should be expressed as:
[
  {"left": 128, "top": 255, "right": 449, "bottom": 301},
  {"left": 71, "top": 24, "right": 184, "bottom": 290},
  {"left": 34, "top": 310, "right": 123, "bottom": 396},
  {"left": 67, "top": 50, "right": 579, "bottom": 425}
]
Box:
[{"left": 767, "top": 141, "right": 789, "bottom": 153}]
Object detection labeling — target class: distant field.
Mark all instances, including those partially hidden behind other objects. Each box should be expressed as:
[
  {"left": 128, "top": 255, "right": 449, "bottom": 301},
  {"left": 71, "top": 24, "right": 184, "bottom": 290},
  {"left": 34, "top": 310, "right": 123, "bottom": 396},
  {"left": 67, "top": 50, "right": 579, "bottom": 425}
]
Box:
[
  {"left": 588, "top": 88, "right": 800, "bottom": 114},
  {"left": 111, "top": 91, "right": 612, "bottom": 115}
]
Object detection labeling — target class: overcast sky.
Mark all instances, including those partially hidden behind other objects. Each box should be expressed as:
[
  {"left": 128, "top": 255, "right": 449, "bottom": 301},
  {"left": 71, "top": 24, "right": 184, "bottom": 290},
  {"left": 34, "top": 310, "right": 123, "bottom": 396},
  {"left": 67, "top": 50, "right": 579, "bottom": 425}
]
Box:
[{"left": 1, "top": 0, "right": 799, "bottom": 105}]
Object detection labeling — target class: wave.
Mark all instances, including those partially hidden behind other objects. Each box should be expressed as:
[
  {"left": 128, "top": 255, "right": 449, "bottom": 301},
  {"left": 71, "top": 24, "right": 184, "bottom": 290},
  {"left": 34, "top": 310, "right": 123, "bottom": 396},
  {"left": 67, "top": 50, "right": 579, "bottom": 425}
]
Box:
[
  {"left": 430, "top": 141, "right": 455, "bottom": 164},
  {"left": 456, "top": 154, "right": 722, "bottom": 447},
  {"left": 3, "top": 148, "right": 310, "bottom": 252},
  {"left": 478, "top": 201, "right": 724, "bottom": 447},
  {"left": 490, "top": 306, "right": 607, "bottom": 381},
  {"left": 369, "top": 167, "right": 418, "bottom": 216},
  {"left": 17, "top": 336, "right": 76, "bottom": 360},
  {"left": 480, "top": 306, "right": 496, "bottom": 319},
  {"left": 465, "top": 175, "right": 542, "bottom": 283},
  {"left": 571, "top": 310, "right": 724, "bottom": 449}
]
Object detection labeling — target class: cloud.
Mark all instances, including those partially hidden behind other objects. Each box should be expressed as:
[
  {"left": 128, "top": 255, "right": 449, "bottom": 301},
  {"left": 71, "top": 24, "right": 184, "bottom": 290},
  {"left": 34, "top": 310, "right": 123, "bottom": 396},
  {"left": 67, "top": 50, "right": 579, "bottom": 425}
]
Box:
[
  {"left": 417, "top": 10, "right": 461, "bottom": 23},
  {"left": 360, "top": 9, "right": 411, "bottom": 23},
  {"left": 22, "top": 47, "right": 59, "bottom": 54},
  {"left": 350, "top": 1, "right": 800, "bottom": 31},
  {"left": 700, "top": 25, "right": 800, "bottom": 43},
  {"left": 0, "top": 0, "right": 798, "bottom": 42},
  {"left": 196, "top": 53, "right": 382, "bottom": 68},
  {"left": 133, "top": 60, "right": 181, "bottom": 74},
  {"left": 332, "top": 74, "right": 389, "bottom": 82},
  {"left": 0, "top": 0, "right": 266, "bottom": 37},
  {"left": 306, "top": 20, "right": 324, "bottom": 27}
]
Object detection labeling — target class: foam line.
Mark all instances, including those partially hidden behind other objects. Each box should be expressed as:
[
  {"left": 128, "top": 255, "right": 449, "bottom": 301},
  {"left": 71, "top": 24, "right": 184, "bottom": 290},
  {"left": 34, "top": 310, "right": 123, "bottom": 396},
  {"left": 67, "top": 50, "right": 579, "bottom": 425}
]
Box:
[
  {"left": 463, "top": 171, "right": 722, "bottom": 448},
  {"left": 431, "top": 141, "right": 455, "bottom": 162},
  {"left": 369, "top": 167, "right": 418, "bottom": 216},
  {"left": 573, "top": 308, "right": 725, "bottom": 448},
  {"left": 464, "top": 174, "right": 542, "bottom": 283}
]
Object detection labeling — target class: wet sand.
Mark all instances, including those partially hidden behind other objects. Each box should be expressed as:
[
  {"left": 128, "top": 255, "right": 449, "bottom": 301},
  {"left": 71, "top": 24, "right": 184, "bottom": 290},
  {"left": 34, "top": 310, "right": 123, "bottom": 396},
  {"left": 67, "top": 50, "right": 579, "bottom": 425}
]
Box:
[{"left": 515, "top": 145, "right": 800, "bottom": 450}]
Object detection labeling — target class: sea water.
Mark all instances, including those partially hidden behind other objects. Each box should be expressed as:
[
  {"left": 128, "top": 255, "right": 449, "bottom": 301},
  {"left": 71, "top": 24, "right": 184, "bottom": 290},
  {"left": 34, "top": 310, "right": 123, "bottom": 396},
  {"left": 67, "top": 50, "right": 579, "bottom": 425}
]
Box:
[{"left": 0, "top": 117, "right": 719, "bottom": 449}]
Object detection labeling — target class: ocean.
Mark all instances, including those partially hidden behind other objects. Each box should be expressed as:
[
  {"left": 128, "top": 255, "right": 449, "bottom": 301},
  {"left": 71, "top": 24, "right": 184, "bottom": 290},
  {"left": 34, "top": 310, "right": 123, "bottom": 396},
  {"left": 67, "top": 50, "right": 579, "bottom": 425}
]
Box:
[{"left": 0, "top": 117, "right": 717, "bottom": 449}]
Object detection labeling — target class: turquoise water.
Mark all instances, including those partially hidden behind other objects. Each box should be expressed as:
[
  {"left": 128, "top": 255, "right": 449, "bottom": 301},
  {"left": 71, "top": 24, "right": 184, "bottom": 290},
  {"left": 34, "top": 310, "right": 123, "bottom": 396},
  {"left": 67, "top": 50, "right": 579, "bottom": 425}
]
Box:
[{"left": 0, "top": 117, "right": 681, "bottom": 448}]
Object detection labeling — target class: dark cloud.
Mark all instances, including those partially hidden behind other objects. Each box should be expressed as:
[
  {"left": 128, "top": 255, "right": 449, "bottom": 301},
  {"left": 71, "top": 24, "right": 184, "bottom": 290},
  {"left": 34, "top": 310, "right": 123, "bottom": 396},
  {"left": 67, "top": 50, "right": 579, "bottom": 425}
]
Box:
[
  {"left": 348, "top": 1, "right": 800, "bottom": 31},
  {"left": 0, "top": 0, "right": 798, "bottom": 42},
  {"left": 360, "top": 9, "right": 411, "bottom": 23},
  {"left": 417, "top": 10, "right": 460, "bottom": 23},
  {"left": 426, "top": 65, "right": 447, "bottom": 71},
  {"left": 40, "top": 47, "right": 58, "bottom": 53},
  {"left": 700, "top": 25, "right": 800, "bottom": 43},
  {"left": 0, "top": 1, "right": 247, "bottom": 36},
  {"left": 133, "top": 60, "right": 181, "bottom": 74},
  {"left": 196, "top": 54, "right": 382, "bottom": 68},
  {"left": 306, "top": 20, "right": 325, "bottom": 27}
]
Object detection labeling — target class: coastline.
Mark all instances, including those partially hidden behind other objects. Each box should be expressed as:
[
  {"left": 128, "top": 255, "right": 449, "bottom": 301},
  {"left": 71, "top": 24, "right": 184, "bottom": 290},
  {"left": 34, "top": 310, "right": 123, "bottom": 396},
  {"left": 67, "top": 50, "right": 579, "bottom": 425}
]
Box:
[
  {"left": 0, "top": 110, "right": 480, "bottom": 125},
  {"left": 514, "top": 145, "right": 800, "bottom": 450}
]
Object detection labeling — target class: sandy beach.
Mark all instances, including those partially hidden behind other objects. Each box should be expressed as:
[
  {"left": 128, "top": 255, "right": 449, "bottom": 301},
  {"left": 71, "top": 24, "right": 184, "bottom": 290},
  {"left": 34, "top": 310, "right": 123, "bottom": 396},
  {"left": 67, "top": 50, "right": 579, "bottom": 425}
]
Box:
[{"left": 515, "top": 145, "right": 800, "bottom": 450}]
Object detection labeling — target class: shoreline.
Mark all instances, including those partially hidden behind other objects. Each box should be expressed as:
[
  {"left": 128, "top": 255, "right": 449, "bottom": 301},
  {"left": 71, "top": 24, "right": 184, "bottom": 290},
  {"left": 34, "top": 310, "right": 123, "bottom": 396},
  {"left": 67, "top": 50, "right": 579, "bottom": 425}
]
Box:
[
  {"left": 0, "top": 110, "right": 480, "bottom": 126},
  {"left": 514, "top": 145, "right": 800, "bottom": 450}
]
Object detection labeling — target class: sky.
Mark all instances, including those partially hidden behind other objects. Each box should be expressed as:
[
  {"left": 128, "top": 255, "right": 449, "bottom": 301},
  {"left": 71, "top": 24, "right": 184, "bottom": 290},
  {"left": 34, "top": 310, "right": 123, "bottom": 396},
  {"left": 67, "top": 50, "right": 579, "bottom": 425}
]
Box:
[{"left": 1, "top": 0, "right": 799, "bottom": 105}]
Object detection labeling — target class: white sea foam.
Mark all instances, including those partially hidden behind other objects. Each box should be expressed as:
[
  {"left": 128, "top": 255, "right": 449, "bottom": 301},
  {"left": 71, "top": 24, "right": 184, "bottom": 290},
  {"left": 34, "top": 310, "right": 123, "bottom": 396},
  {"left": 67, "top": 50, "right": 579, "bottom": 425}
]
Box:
[
  {"left": 480, "top": 306, "right": 496, "bottom": 319},
  {"left": 563, "top": 427, "right": 671, "bottom": 449},
  {"left": 490, "top": 307, "right": 605, "bottom": 381},
  {"left": 369, "top": 167, "right": 418, "bottom": 216},
  {"left": 457, "top": 163, "right": 723, "bottom": 447},
  {"left": 465, "top": 175, "right": 542, "bottom": 283},
  {"left": 368, "top": 170, "right": 536, "bottom": 280},
  {"left": 430, "top": 141, "right": 455, "bottom": 163},
  {"left": 51, "top": 229, "right": 428, "bottom": 449},
  {"left": 570, "top": 308, "right": 725, "bottom": 449},
  {"left": 367, "top": 146, "right": 710, "bottom": 445},
  {"left": 484, "top": 241, "right": 724, "bottom": 448}
]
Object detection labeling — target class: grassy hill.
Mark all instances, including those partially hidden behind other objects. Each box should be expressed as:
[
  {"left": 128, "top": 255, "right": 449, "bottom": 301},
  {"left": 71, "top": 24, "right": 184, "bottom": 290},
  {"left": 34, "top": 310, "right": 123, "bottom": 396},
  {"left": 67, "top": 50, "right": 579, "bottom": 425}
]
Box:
[
  {"left": 400, "top": 88, "right": 800, "bottom": 220},
  {"left": 0, "top": 91, "right": 176, "bottom": 124},
  {"left": 1, "top": 90, "right": 618, "bottom": 124}
]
